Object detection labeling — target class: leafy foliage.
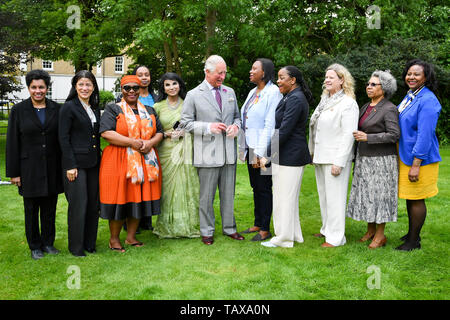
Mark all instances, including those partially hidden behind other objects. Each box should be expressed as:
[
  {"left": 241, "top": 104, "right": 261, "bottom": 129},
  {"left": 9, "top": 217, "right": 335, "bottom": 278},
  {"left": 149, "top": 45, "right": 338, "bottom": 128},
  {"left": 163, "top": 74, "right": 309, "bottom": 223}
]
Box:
[{"left": 1, "top": 0, "right": 449, "bottom": 140}]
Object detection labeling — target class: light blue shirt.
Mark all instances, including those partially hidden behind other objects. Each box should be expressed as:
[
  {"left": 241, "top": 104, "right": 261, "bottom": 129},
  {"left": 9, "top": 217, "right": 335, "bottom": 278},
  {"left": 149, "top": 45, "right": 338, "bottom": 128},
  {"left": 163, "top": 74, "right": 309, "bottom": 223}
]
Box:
[{"left": 238, "top": 81, "right": 283, "bottom": 158}]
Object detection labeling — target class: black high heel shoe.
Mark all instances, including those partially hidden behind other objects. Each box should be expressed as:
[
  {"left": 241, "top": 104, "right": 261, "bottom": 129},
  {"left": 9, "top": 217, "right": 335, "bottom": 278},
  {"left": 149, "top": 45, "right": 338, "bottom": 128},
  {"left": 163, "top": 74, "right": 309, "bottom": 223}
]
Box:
[{"left": 395, "top": 240, "right": 421, "bottom": 251}]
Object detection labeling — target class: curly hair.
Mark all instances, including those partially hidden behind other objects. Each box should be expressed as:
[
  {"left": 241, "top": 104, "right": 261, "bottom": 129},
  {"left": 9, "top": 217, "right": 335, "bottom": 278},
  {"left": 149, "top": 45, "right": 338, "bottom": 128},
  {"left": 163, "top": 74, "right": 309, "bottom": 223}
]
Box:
[
  {"left": 402, "top": 59, "right": 437, "bottom": 92},
  {"left": 371, "top": 70, "right": 397, "bottom": 99}
]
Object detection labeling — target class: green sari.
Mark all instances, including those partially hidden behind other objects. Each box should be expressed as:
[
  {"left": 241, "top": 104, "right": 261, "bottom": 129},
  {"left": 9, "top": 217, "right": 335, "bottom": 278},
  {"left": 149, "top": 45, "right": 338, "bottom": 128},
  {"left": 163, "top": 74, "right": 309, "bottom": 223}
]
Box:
[{"left": 153, "top": 99, "right": 200, "bottom": 238}]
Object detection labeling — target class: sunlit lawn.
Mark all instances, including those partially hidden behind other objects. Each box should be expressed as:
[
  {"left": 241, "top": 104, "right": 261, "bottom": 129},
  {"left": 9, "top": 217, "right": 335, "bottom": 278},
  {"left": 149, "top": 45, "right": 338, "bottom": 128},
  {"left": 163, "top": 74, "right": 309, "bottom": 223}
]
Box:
[{"left": 0, "top": 124, "right": 448, "bottom": 300}]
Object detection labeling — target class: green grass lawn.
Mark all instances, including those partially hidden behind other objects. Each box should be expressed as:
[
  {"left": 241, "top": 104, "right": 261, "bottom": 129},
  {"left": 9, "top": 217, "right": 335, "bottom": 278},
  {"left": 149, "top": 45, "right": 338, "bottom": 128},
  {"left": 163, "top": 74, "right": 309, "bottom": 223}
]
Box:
[{"left": 0, "top": 126, "right": 448, "bottom": 300}]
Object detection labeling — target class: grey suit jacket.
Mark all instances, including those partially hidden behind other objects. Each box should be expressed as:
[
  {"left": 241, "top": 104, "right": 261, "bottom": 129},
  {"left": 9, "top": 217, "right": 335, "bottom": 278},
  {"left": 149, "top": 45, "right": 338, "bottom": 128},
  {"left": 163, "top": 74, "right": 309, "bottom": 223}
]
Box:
[
  {"left": 180, "top": 80, "right": 241, "bottom": 167},
  {"left": 357, "top": 98, "right": 400, "bottom": 157}
]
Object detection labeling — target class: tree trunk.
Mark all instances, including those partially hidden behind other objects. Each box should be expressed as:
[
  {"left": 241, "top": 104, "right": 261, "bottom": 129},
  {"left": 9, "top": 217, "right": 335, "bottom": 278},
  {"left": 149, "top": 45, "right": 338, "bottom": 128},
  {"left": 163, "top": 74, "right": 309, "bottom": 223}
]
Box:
[
  {"left": 205, "top": 6, "right": 217, "bottom": 57},
  {"left": 171, "top": 34, "right": 181, "bottom": 75},
  {"left": 163, "top": 39, "right": 173, "bottom": 72}
]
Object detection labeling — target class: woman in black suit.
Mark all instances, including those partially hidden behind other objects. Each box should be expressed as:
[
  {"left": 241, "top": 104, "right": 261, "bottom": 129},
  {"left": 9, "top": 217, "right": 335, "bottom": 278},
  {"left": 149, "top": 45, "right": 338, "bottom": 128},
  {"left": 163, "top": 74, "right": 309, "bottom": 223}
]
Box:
[
  {"left": 59, "top": 70, "right": 101, "bottom": 257},
  {"left": 261, "top": 66, "right": 312, "bottom": 248},
  {"left": 6, "top": 69, "right": 64, "bottom": 260}
]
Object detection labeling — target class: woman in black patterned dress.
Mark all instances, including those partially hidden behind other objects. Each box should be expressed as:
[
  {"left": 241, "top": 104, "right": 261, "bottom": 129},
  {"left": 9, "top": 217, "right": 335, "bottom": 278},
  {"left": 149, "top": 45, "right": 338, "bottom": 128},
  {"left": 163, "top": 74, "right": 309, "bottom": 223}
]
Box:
[{"left": 347, "top": 70, "right": 400, "bottom": 249}]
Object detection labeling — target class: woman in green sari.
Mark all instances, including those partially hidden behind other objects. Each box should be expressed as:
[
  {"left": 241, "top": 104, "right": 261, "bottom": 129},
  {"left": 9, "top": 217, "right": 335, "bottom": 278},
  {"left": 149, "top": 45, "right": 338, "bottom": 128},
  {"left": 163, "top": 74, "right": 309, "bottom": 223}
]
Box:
[{"left": 153, "top": 73, "right": 200, "bottom": 238}]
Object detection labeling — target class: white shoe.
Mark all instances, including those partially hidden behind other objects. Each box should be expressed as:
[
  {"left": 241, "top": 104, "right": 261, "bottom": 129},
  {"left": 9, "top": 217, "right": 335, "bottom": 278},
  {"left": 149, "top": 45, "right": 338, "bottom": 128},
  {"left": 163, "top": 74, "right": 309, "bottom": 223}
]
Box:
[{"left": 261, "top": 241, "right": 277, "bottom": 248}]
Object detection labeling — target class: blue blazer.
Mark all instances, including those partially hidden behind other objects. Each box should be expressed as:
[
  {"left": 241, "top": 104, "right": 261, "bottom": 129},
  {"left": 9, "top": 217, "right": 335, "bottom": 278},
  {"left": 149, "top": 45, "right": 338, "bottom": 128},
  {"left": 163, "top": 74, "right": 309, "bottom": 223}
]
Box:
[{"left": 398, "top": 86, "right": 441, "bottom": 166}]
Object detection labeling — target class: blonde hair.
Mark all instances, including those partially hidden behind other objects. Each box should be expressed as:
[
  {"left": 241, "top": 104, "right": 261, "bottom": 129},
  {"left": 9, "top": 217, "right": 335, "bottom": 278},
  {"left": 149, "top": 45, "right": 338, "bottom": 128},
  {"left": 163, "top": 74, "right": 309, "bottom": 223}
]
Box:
[{"left": 322, "top": 63, "right": 355, "bottom": 99}]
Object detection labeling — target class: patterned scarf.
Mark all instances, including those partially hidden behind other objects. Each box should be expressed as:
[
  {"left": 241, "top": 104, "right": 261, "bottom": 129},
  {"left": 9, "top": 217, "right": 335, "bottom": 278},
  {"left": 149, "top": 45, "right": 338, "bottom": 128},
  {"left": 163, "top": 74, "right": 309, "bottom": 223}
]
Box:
[
  {"left": 309, "top": 90, "right": 346, "bottom": 145},
  {"left": 119, "top": 98, "right": 159, "bottom": 184},
  {"left": 397, "top": 85, "right": 425, "bottom": 113}
]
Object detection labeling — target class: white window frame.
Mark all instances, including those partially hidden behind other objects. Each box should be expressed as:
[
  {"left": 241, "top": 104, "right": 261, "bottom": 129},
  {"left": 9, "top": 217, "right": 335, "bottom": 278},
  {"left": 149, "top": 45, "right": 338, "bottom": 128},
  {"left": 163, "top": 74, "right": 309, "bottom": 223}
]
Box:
[
  {"left": 42, "top": 60, "right": 53, "bottom": 71},
  {"left": 46, "top": 82, "right": 53, "bottom": 99},
  {"left": 114, "top": 56, "right": 124, "bottom": 74}
]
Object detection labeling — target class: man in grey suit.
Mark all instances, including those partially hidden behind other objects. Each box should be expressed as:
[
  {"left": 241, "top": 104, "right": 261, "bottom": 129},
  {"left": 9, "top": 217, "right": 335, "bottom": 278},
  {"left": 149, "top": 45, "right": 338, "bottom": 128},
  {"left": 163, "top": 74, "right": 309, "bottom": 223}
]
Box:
[{"left": 180, "top": 55, "right": 244, "bottom": 245}]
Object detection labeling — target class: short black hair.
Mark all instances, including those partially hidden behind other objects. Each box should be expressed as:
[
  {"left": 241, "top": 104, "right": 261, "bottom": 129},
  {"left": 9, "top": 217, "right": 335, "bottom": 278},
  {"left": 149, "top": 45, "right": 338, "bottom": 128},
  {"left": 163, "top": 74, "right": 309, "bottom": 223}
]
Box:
[
  {"left": 402, "top": 59, "right": 438, "bottom": 92},
  {"left": 156, "top": 72, "right": 187, "bottom": 102},
  {"left": 25, "top": 69, "right": 51, "bottom": 88},
  {"left": 256, "top": 58, "right": 275, "bottom": 84},
  {"left": 66, "top": 70, "right": 100, "bottom": 108}
]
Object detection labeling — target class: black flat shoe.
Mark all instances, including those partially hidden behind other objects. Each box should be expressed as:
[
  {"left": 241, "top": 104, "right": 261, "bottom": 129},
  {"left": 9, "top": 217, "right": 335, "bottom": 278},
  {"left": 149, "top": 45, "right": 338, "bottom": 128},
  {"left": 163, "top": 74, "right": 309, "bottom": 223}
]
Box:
[
  {"left": 31, "top": 249, "right": 44, "bottom": 260},
  {"left": 71, "top": 251, "right": 86, "bottom": 257},
  {"left": 85, "top": 248, "right": 96, "bottom": 253},
  {"left": 251, "top": 232, "right": 272, "bottom": 242},
  {"left": 41, "top": 245, "right": 60, "bottom": 255},
  {"left": 241, "top": 228, "right": 259, "bottom": 234}
]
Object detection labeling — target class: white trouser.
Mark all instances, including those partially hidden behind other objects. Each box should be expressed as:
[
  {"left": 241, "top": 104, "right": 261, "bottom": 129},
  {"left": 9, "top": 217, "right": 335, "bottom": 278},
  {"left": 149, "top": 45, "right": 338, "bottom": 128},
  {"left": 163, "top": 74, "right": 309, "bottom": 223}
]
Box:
[
  {"left": 270, "top": 164, "right": 305, "bottom": 248},
  {"left": 314, "top": 162, "right": 352, "bottom": 246}
]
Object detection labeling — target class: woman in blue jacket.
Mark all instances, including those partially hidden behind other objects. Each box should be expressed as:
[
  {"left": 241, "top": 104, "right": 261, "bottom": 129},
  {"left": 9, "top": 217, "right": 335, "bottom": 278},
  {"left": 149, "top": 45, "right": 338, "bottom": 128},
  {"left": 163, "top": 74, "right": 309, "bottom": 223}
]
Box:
[
  {"left": 238, "top": 58, "right": 282, "bottom": 241},
  {"left": 396, "top": 59, "right": 442, "bottom": 251}
]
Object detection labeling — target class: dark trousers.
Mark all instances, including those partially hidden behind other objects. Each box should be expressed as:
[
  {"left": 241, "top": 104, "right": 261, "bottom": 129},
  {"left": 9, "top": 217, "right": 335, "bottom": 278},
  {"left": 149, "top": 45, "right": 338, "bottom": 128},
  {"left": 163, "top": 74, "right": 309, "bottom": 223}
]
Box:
[
  {"left": 64, "top": 166, "right": 99, "bottom": 255},
  {"left": 247, "top": 150, "right": 273, "bottom": 231},
  {"left": 23, "top": 195, "right": 58, "bottom": 250}
]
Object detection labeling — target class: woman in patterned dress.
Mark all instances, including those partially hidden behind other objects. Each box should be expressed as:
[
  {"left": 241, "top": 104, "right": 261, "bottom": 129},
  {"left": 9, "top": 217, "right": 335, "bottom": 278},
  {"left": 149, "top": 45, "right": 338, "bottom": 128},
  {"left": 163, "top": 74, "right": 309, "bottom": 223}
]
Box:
[
  {"left": 347, "top": 70, "right": 400, "bottom": 249},
  {"left": 152, "top": 72, "right": 200, "bottom": 238},
  {"left": 99, "top": 75, "right": 163, "bottom": 252}
]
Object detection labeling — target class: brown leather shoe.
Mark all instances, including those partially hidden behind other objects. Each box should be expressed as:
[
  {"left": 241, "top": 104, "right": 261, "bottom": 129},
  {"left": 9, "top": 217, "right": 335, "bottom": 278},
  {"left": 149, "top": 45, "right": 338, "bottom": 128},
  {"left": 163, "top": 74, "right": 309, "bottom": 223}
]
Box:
[
  {"left": 225, "top": 232, "right": 245, "bottom": 240},
  {"left": 359, "top": 233, "right": 375, "bottom": 242},
  {"left": 321, "top": 242, "right": 335, "bottom": 248},
  {"left": 368, "top": 237, "right": 387, "bottom": 249},
  {"left": 314, "top": 233, "right": 325, "bottom": 238},
  {"left": 201, "top": 236, "right": 214, "bottom": 245}
]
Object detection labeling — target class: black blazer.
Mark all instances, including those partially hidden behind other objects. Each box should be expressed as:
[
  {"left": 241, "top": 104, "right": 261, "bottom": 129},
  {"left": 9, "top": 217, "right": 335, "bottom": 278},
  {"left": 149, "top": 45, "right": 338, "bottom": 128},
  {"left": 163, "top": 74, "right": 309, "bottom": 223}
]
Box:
[
  {"left": 271, "top": 87, "right": 311, "bottom": 166},
  {"left": 59, "top": 97, "right": 101, "bottom": 170},
  {"left": 6, "top": 98, "right": 64, "bottom": 197},
  {"left": 357, "top": 98, "right": 400, "bottom": 157}
]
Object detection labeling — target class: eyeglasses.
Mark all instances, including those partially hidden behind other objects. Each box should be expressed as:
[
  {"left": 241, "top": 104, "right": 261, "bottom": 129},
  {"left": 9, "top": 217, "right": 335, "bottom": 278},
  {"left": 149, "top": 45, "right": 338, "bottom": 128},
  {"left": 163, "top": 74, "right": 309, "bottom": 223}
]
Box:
[
  {"left": 366, "top": 82, "right": 382, "bottom": 87},
  {"left": 123, "top": 85, "right": 140, "bottom": 92}
]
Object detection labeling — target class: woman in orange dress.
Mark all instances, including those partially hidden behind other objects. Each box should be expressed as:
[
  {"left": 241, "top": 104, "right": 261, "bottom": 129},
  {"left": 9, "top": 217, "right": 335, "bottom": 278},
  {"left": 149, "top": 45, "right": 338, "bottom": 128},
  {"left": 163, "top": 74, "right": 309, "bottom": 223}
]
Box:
[{"left": 99, "top": 75, "right": 163, "bottom": 252}]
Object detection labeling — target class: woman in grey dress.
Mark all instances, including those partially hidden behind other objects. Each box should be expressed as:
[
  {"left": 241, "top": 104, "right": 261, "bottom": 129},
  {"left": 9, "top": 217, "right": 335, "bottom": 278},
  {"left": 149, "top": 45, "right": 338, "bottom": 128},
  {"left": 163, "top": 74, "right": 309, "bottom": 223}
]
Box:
[{"left": 347, "top": 70, "right": 400, "bottom": 249}]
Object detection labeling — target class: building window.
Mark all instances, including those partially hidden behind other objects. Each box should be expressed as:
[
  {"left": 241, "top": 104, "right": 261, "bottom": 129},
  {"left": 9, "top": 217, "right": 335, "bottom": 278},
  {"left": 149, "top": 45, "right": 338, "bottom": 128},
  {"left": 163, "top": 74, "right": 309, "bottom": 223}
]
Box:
[
  {"left": 19, "top": 53, "right": 27, "bottom": 72},
  {"left": 115, "top": 56, "right": 124, "bottom": 73},
  {"left": 42, "top": 60, "right": 53, "bottom": 70},
  {"left": 46, "top": 82, "right": 52, "bottom": 99}
]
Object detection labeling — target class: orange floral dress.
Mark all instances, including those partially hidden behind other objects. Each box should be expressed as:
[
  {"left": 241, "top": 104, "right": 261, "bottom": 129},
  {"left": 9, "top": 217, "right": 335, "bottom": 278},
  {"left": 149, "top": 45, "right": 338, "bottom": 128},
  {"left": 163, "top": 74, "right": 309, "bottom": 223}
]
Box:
[{"left": 99, "top": 103, "right": 163, "bottom": 220}]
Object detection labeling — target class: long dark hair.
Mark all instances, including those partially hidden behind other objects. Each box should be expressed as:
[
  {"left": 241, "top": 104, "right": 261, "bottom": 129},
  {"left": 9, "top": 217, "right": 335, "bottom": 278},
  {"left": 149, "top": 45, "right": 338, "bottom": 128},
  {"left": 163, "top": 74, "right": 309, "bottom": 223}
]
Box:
[
  {"left": 283, "top": 65, "right": 313, "bottom": 102},
  {"left": 256, "top": 58, "right": 275, "bottom": 84},
  {"left": 402, "top": 59, "right": 438, "bottom": 92},
  {"left": 156, "top": 72, "right": 187, "bottom": 102},
  {"left": 66, "top": 70, "right": 100, "bottom": 108}
]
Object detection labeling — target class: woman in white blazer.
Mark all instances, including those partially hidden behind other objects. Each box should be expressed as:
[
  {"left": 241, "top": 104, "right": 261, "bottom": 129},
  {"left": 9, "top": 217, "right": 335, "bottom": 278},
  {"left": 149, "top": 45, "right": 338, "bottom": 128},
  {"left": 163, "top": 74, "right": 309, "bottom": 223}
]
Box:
[
  {"left": 238, "top": 58, "right": 282, "bottom": 241},
  {"left": 309, "top": 63, "right": 359, "bottom": 247}
]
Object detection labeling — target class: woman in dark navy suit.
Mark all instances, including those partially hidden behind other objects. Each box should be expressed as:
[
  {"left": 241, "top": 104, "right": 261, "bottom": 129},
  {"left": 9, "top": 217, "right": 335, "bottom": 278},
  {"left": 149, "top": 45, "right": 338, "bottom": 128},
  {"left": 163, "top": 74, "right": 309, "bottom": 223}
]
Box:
[
  {"left": 59, "top": 70, "right": 101, "bottom": 257},
  {"left": 6, "top": 69, "right": 64, "bottom": 260},
  {"left": 261, "top": 66, "right": 312, "bottom": 248}
]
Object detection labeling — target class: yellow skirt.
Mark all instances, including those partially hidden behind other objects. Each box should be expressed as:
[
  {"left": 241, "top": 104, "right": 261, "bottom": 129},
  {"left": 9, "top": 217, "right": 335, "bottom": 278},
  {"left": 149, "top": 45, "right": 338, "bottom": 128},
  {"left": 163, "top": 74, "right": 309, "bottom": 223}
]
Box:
[{"left": 398, "top": 160, "right": 439, "bottom": 200}]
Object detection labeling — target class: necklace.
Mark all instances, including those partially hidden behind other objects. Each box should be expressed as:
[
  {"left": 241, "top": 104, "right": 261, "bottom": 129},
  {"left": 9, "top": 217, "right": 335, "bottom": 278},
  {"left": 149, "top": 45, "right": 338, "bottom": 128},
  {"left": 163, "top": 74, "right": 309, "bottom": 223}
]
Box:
[
  {"left": 33, "top": 105, "right": 46, "bottom": 111},
  {"left": 167, "top": 97, "right": 181, "bottom": 110}
]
